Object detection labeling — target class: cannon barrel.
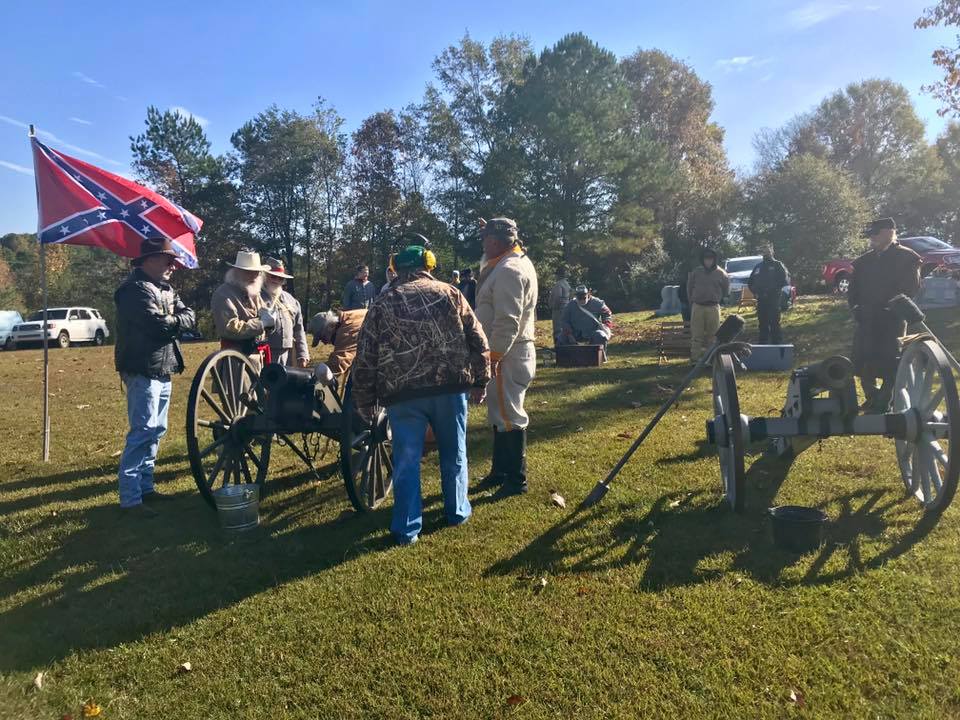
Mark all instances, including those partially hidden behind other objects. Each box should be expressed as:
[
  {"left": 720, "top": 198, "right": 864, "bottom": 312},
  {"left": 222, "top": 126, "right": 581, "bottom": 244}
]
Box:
[
  {"left": 796, "top": 355, "right": 853, "bottom": 392},
  {"left": 261, "top": 363, "right": 314, "bottom": 391}
]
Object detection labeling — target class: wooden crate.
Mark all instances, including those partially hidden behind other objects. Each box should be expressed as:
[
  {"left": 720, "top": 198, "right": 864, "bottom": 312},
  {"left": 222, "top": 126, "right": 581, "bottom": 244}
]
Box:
[
  {"left": 658, "top": 321, "right": 690, "bottom": 364},
  {"left": 556, "top": 344, "right": 603, "bottom": 367}
]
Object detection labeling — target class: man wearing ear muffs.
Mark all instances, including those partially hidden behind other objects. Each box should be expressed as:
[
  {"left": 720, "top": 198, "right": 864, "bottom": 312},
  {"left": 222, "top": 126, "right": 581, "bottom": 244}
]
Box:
[
  {"left": 474, "top": 217, "right": 539, "bottom": 497},
  {"left": 352, "top": 243, "right": 491, "bottom": 546}
]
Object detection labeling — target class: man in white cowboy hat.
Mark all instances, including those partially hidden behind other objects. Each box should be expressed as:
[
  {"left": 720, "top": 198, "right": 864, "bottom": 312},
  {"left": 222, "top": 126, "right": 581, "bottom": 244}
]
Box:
[
  {"left": 211, "top": 249, "right": 276, "bottom": 367},
  {"left": 307, "top": 306, "right": 367, "bottom": 381},
  {"left": 261, "top": 256, "right": 309, "bottom": 368}
]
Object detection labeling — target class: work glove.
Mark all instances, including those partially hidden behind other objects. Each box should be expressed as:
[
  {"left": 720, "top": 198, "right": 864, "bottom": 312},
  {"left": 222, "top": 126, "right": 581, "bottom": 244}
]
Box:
[{"left": 258, "top": 307, "right": 276, "bottom": 329}]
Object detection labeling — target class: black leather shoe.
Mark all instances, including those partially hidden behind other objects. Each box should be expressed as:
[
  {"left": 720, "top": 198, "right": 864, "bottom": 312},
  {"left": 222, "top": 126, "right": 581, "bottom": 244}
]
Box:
[
  {"left": 121, "top": 503, "right": 159, "bottom": 518},
  {"left": 142, "top": 490, "right": 176, "bottom": 503}
]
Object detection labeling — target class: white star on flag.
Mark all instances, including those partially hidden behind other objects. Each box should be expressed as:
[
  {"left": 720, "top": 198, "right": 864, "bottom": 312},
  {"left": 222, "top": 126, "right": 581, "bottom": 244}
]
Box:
[
  {"left": 97, "top": 211, "right": 107, "bottom": 220},
  {"left": 141, "top": 225, "right": 150, "bottom": 234},
  {"left": 120, "top": 209, "right": 129, "bottom": 218},
  {"left": 140, "top": 200, "right": 148, "bottom": 208},
  {"left": 74, "top": 174, "right": 83, "bottom": 182},
  {"left": 97, "top": 192, "right": 107, "bottom": 200},
  {"left": 59, "top": 225, "right": 69, "bottom": 235}
]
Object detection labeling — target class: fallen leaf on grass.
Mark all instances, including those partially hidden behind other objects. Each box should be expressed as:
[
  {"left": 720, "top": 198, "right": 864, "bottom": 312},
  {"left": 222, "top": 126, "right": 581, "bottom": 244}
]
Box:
[
  {"left": 630, "top": 401, "right": 644, "bottom": 409},
  {"left": 788, "top": 689, "right": 805, "bottom": 707},
  {"left": 110, "top": 450, "right": 122, "bottom": 458},
  {"left": 534, "top": 577, "right": 548, "bottom": 592},
  {"left": 575, "top": 426, "right": 584, "bottom": 432},
  {"left": 576, "top": 586, "right": 590, "bottom": 597},
  {"left": 177, "top": 661, "right": 192, "bottom": 674},
  {"left": 615, "top": 432, "right": 633, "bottom": 440},
  {"left": 75, "top": 404, "right": 91, "bottom": 410},
  {"left": 549, "top": 492, "right": 566, "bottom": 509},
  {"left": 668, "top": 499, "right": 682, "bottom": 508},
  {"left": 81, "top": 700, "right": 102, "bottom": 717},
  {"left": 506, "top": 694, "right": 527, "bottom": 707},
  {"left": 32, "top": 672, "right": 43, "bottom": 690}
]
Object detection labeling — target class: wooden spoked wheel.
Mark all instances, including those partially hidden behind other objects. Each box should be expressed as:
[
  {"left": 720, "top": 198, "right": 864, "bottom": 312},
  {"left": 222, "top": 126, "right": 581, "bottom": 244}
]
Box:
[
  {"left": 186, "top": 350, "right": 272, "bottom": 508},
  {"left": 339, "top": 383, "right": 393, "bottom": 512},
  {"left": 712, "top": 353, "right": 746, "bottom": 512},
  {"left": 893, "top": 338, "right": 960, "bottom": 513}
]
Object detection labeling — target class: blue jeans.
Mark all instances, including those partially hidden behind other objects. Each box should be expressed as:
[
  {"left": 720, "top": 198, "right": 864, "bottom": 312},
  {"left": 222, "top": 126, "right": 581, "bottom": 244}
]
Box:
[
  {"left": 118, "top": 374, "right": 172, "bottom": 507},
  {"left": 386, "top": 393, "right": 471, "bottom": 543}
]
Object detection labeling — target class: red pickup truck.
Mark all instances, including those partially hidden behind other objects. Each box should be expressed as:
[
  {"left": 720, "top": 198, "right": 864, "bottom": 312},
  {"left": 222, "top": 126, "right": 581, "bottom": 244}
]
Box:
[{"left": 823, "top": 236, "right": 960, "bottom": 293}]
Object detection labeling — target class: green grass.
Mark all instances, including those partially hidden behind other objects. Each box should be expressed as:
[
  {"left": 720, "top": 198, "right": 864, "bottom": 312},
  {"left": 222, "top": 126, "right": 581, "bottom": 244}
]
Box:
[{"left": 1, "top": 295, "right": 960, "bottom": 718}]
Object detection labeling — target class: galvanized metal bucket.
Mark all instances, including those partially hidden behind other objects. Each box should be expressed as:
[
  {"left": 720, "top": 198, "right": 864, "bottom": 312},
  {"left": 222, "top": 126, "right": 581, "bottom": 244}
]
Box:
[{"left": 212, "top": 484, "right": 260, "bottom": 531}]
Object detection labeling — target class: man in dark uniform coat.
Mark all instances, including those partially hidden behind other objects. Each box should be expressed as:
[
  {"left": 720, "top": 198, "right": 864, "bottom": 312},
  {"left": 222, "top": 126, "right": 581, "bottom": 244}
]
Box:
[
  {"left": 848, "top": 218, "right": 921, "bottom": 411},
  {"left": 747, "top": 245, "right": 789, "bottom": 344}
]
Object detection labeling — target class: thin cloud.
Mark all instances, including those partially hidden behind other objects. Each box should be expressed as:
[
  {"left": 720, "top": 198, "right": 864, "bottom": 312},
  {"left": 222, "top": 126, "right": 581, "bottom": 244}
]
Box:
[
  {"left": 715, "top": 56, "right": 774, "bottom": 73},
  {"left": 0, "top": 114, "right": 122, "bottom": 166},
  {"left": 170, "top": 106, "right": 210, "bottom": 128},
  {"left": 788, "top": 2, "right": 853, "bottom": 30},
  {"left": 0, "top": 160, "right": 33, "bottom": 176},
  {"left": 73, "top": 71, "right": 105, "bottom": 89},
  {"left": 70, "top": 117, "right": 93, "bottom": 126}
]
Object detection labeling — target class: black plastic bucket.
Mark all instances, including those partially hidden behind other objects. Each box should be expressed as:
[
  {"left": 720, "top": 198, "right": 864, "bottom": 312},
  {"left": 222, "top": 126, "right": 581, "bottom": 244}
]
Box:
[{"left": 769, "top": 505, "right": 828, "bottom": 553}]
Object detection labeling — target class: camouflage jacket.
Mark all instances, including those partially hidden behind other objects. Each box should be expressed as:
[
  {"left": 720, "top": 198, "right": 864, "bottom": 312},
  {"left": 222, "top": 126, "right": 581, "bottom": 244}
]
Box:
[{"left": 352, "top": 271, "right": 490, "bottom": 408}]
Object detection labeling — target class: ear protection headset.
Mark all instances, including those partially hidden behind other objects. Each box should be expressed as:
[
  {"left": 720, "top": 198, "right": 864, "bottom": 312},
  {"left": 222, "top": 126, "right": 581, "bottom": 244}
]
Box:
[{"left": 394, "top": 232, "right": 437, "bottom": 271}]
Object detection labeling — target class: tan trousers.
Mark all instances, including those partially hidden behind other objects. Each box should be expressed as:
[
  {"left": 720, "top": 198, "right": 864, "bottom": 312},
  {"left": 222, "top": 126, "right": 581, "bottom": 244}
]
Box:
[
  {"left": 487, "top": 341, "right": 536, "bottom": 431},
  {"left": 690, "top": 303, "right": 721, "bottom": 360}
]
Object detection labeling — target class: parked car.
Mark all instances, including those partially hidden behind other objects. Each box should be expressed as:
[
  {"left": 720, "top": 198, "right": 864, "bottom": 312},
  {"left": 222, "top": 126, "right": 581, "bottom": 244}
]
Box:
[
  {"left": 723, "top": 255, "right": 796, "bottom": 309},
  {"left": 0, "top": 310, "right": 23, "bottom": 350},
  {"left": 823, "top": 236, "right": 960, "bottom": 294},
  {"left": 9, "top": 307, "right": 110, "bottom": 349}
]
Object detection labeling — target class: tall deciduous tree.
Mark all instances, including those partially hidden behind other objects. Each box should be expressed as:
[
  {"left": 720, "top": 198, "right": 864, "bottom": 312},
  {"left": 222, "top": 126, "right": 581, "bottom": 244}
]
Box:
[
  {"left": 131, "top": 106, "right": 248, "bottom": 316},
  {"left": 757, "top": 80, "right": 945, "bottom": 231},
  {"left": 620, "top": 49, "right": 737, "bottom": 270},
  {"left": 743, "top": 155, "right": 869, "bottom": 286},
  {"left": 916, "top": 0, "right": 960, "bottom": 116}
]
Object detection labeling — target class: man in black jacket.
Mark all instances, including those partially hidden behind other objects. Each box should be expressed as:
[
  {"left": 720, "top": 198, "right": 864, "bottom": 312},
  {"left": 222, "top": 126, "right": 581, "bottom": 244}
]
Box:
[
  {"left": 114, "top": 237, "right": 196, "bottom": 516},
  {"left": 747, "top": 245, "right": 789, "bottom": 344}
]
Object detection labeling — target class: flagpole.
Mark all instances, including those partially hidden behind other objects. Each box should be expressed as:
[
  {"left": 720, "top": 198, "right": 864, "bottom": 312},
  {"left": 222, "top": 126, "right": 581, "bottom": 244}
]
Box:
[{"left": 30, "top": 124, "right": 50, "bottom": 462}]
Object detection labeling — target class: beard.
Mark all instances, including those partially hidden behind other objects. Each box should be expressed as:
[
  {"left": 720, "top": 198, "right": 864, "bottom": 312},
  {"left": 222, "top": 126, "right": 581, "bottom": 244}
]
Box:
[{"left": 226, "top": 268, "right": 263, "bottom": 298}]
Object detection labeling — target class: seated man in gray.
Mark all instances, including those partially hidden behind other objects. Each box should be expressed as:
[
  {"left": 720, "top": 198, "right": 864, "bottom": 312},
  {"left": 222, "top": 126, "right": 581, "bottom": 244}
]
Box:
[{"left": 557, "top": 285, "right": 613, "bottom": 358}]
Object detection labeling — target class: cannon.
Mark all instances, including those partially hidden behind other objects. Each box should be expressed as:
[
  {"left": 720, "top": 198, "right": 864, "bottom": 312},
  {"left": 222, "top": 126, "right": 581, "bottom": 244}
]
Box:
[
  {"left": 707, "top": 295, "right": 959, "bottom": 515},
  {"left": 184, "top": 349, "right": 393, "bottom": 513}
]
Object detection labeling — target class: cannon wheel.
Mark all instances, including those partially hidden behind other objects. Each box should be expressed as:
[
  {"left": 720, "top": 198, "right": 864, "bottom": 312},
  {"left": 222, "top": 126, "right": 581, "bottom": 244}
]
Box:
[
  {"left": 713, "top": 353, "right": 746, "bottom": 512},
  {"left": 339, "top": 384, "right": 393, "bottom": 512},
  {"left": 186, "top": 350, "right": 272, "bottom": 508},
  {"left": 893, "top": 338, "right": 960, "bottom": 513}
]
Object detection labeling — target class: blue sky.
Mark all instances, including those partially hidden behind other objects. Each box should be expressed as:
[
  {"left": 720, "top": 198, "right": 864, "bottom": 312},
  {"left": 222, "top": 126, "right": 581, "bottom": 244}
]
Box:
[{"left": 0, "top": 0, "right": 955, "bottom": 232}]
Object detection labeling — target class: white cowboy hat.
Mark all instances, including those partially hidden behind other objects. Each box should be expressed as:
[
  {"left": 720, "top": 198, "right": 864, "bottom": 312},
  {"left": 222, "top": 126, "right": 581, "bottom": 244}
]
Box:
[{"left": 228, "top": 250, "right": 271, "bottom": 272}]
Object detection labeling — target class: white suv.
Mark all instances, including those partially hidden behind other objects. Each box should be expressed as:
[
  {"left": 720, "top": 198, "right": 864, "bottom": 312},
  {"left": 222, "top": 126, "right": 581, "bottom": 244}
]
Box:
[{"left": 9, "top": 307, "right": 110, "bottom": 349}]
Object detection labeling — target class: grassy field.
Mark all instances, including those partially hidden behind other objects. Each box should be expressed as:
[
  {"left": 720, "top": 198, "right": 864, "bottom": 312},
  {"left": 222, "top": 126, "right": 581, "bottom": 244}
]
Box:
[{"left": 1, "top": 296, "right": 959, "bottom": 718}]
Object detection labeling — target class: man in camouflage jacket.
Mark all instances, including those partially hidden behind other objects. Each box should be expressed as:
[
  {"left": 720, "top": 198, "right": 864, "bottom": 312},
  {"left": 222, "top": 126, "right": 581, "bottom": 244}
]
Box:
[{"left": 352, "top": 244, "right": 490, "bottom": 545}]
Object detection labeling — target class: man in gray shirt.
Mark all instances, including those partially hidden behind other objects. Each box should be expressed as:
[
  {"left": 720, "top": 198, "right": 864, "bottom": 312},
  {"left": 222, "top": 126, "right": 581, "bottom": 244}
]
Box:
[{"left": 342, "top": 264, "right": 378, "bottom": 310}]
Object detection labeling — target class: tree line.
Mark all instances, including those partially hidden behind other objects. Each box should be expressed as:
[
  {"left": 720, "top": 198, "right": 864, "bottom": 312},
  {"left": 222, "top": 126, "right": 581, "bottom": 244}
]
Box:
[{"left": 5, "top": 30, "right": 960, "bottom": 331}]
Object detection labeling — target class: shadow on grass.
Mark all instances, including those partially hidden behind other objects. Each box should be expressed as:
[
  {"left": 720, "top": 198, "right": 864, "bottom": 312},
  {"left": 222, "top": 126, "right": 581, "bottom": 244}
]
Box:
[
  {"left": 486, "top": 451, "right": 939, "bottom": 590},
  {"left": 0, "top": 454, "right": 189, "bottom": 515},
  {"left": 0, "top": 458, "right": 395, "bottom": 673}
]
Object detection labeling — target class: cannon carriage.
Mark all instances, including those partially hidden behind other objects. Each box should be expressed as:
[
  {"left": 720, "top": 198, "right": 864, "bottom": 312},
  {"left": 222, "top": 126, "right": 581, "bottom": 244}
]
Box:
[
  {"left": 184, "top": 349, "right": 393, "bottom": 513},
  {"left": 707, "top": 295, "right": 959, "bottom": 517}
]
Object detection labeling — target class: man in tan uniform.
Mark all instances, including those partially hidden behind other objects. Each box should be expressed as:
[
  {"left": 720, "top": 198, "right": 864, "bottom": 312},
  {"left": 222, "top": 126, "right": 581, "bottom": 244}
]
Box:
[
  {"left": 211, "top": 250, "right": 275, "bottom": 369},
  {"left": 686, "top": 247, "right": 730, "bottom": 360},
  {"left": 474, "top": 217, "right": 539, "bottom": 496},
  {"left": 308, "top": 308, "right": 368, "bottom": 382}
]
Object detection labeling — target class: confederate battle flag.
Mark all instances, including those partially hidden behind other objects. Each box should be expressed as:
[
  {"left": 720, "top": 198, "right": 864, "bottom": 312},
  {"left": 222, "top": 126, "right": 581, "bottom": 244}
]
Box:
[{"left": 31, "top": 137, "right": 201, "bottom": 267}]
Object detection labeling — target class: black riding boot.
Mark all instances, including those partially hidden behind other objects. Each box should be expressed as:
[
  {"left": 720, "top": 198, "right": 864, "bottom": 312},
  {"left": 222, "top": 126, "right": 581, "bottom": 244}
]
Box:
[
  {"left": 494, "top": 428, "right": 529, "bottom": 497},
  {"left": 477, "top": 428, "right": 508, "bottom": 488}
]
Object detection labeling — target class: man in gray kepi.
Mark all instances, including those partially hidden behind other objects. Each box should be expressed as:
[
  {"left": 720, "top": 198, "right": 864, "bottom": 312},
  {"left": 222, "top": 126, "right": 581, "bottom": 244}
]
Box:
[{"left": 557, "top": 285, "right": 613, "bottom": 360}]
